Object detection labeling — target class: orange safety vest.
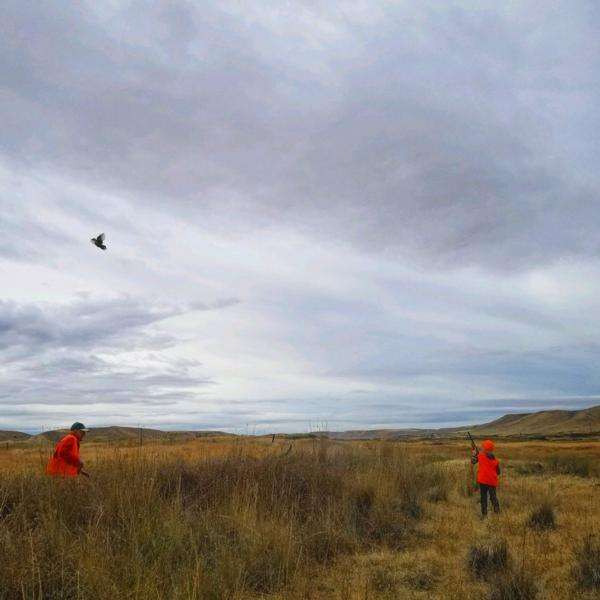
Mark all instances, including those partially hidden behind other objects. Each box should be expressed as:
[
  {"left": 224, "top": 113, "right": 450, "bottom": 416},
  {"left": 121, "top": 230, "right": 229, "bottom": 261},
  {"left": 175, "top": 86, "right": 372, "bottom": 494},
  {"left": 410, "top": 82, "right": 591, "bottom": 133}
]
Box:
[
  {"left": 476, "top": 452, "right": 499, "bottom": 487},
  {"left": 46, "top": 433, "right": 80, "bottom": 477}
]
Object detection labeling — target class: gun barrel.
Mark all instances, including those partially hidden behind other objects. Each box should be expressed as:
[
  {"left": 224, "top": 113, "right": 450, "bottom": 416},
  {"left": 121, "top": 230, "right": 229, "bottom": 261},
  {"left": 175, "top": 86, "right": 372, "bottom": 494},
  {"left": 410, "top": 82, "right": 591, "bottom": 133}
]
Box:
[{"left": 467, "top": 432, "right": 478, "bottom": 452}]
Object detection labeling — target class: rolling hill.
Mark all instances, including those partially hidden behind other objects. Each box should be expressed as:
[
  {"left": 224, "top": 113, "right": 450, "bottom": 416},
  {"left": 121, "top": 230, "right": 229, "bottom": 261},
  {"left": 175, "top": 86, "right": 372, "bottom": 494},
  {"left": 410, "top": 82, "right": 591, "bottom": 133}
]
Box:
[
  {"left": 0, "top": 431, "right": 32, "bottom": 442},
  {"left": 3, "top": 405, "right": 599, "bottom": 443},
  {"left": 323, "top": 404, "right": 600, "bottom": 440},
  {"left": 33, "top": 426, "right": 232, "bottom": 444},
  {"left": 466, "top": 404, "right": 600, "bottom": 436}
]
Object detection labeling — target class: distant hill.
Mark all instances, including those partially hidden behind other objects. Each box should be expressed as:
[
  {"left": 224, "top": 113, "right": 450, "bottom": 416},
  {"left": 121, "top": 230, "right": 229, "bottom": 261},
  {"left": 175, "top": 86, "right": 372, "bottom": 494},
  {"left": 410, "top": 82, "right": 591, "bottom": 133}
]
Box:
[
  {"left": 323, "top": 404, "right": 600, "bottom": 440},
  {"left": 0, "top": 431, "right": 32, "bottom": 442},
  {"left": 4, "top": 405, "right": 600, "bottom": 443},
  {"left": 34, "top": 426, "right": 233, "bottom": 444},
  {"left": 324, "top": 428, "right": 438, "bottom": 441},
  {"left": 465, "top": 405, "right": 600, "bottom": 437}
]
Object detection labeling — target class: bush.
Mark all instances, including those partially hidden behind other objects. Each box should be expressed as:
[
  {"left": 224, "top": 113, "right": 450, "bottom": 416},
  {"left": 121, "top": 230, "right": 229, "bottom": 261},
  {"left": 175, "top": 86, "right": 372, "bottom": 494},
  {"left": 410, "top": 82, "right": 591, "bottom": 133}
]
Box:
[
  {"left": 488, "top": 571, "right": 538, "bottom": 600},
  {"left": 460, "top": 463, "right": 477, "bottom": 497},
  {"left": 527, "top": 502, "right": 556, "bottom": 531},
  {"left": 572, "top": 534, "right": 600, "bottom": 590},
  {"left": 422, "top": 464, "right": 450, "bottom": 503},
  {"left": 513, "top": 462, "right": 545, "bottom": 476},
  {"left": 468, "top": 537, "right": 511, "bottom": 580},
  {"left": 547, "top": 455, "right": 594, "bottom": 478},
  {"left": 368, "top": 559, "right": 438, "bottom": 595},
  {"left": 368, "top": 564, "right": 398, "bottom": 594},
  {"left": 426, "top": 484, "right": 448, "bottom": 503},
  {"left": 402, "top": 565, "right": 438, "bottom": 591}
]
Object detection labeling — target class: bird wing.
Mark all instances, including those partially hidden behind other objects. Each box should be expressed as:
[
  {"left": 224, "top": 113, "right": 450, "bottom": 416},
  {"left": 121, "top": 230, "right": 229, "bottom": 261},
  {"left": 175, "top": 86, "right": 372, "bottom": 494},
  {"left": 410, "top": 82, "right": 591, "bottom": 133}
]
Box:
[{"left": 97, "top": 233, "right": 105, "bottom": 243}]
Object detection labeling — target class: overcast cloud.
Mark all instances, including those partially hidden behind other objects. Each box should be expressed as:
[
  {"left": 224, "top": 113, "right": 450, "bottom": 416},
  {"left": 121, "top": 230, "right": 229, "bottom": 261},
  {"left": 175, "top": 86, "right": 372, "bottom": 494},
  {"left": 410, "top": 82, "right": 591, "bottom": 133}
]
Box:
[{"left": 1, "top": 1, "right": 599, "bottom": 432}]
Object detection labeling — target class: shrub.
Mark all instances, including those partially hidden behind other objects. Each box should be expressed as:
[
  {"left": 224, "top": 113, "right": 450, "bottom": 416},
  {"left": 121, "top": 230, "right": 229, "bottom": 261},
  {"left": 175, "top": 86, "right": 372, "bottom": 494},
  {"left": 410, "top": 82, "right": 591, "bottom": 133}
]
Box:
[
  {"left": 368, "top": 564, "right": 398, "bottom": 593},
  {"left": 351, "top": 485, "right": 375, "bottom": 534},
  {"left": 422, "top": 464, "right": 450, "bottom": 503},
  {"left": 527, "top": 502, "right": 556, "bottom": 531},
  {"left": 402, "top": 565, "right": 438, "bottom": 591},
  {"left": 468, "top": 537, "right": 511, "bottom": 580},
  {"left": 460, "top": 463, "right": 477, "bottom": 497},
  {"left": 488, "top": 571, "right": 538, "bottom": 600},
  {"left": 513, "top": 462, "right": 545, "bottom": 476},
  {"left": 367, "top": 506, "right": 412, "bottom": 550},
  {"left": 426, "top": 484, "right": 448, "bottom": 503},
  {"left": 368, "top": 559, "right": 438, "bottom": 595},
  {"left": 547, "top": 455, "right": 594, "bottom": 478},
  {"left": 572, "top": 534, "right": 600, "bottom": 590}
]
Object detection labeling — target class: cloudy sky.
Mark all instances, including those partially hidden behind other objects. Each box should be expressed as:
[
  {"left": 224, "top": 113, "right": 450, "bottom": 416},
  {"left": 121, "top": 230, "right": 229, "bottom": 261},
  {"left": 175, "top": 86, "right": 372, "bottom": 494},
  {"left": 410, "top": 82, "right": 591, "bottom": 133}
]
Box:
[{"left": 1, "top": 1, "right": 600, "bottom": 433}]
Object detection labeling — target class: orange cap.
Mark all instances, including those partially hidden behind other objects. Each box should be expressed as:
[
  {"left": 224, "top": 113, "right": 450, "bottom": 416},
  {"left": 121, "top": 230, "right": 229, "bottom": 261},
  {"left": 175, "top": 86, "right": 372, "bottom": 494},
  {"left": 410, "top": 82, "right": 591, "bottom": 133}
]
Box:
[{"left": 482, "top": 439, "right": 494, "bottom": 452}]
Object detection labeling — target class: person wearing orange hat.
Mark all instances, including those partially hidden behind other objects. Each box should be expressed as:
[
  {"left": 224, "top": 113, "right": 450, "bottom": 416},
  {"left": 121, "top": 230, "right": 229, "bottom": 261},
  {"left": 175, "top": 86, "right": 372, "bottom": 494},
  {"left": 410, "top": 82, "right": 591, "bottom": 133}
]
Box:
[{"left": 471, "top": 438, "right": 500, "bottom": 517}]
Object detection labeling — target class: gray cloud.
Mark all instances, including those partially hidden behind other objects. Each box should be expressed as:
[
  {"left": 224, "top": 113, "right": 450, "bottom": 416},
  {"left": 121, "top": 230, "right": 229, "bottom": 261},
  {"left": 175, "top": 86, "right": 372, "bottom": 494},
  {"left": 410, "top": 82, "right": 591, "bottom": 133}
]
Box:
[
  {"left": 1, "top": 2, "right": 599, "bottom": 432},
  {"left": 1, "top": 1, "right": 599, "bottom": 270},
  {"left": 0, "top": 296, "right": 240, "bottom": 359},
  {"left": 0, "top": 297, "right": 176, "bottom": 360},
  {"left": 466, "top": 396, "right": 600, "bottom": 412},
  {"left": 0, "top": 296, "right": 232, "bottom": 427}
]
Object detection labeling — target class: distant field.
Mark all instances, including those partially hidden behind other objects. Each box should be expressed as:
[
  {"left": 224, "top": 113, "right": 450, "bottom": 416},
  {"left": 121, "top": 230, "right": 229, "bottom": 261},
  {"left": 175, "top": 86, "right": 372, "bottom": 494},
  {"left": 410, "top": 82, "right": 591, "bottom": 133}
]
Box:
[{"left": 1, "top": 436, "right": 599, "bottom": 599}]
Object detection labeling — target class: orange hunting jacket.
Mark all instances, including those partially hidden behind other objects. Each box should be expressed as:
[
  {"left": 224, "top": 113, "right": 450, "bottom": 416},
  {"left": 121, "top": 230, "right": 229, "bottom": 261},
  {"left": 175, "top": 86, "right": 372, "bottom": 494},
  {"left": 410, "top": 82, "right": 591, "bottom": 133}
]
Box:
[
  {"left": 475, "top": 452, "right": 500, "bottom": 487},
  {"left": 46, "top": 433, "right": 81, "bottom": 477}
]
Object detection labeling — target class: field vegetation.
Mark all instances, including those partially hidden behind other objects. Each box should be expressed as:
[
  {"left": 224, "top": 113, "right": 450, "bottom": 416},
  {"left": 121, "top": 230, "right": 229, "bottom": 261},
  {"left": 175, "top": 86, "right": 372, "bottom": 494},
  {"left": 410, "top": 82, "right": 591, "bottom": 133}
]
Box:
[{"left": 0, "top": 436, "right": 599, "bottom": 599}]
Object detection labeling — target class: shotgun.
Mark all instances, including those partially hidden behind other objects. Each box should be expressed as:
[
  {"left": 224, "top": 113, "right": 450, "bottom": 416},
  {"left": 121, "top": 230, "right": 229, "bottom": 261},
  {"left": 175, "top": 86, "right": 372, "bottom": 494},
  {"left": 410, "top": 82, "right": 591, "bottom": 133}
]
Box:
[
  {"left": 467, "top": 432, "right": 479, "bottom": 493},
  {"left": 467, "top": 431, "right": 479, "bottom": 454}
]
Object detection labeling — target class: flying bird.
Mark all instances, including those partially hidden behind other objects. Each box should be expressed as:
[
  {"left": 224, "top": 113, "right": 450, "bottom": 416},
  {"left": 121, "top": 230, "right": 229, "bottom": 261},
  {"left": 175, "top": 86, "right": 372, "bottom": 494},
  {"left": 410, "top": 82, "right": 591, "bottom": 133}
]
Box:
[{"left": 91, "top": 233, "right": 107, "bottom": 250}]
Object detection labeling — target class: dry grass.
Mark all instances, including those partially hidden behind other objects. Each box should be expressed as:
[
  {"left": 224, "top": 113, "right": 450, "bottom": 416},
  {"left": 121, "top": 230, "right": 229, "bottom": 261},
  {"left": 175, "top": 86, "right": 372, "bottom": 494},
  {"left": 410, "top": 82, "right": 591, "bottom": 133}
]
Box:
[
  {"left": 0, "top": 437, "right": 599, "bottom": 599},
  {"left": 488, "top": 571, "right": 539, "bottom": 600},
  {"left": 572, "top": 534, "right": 600, "bottom": 591},
  {"left": 468, "top": 536, "right": 511, "bottom": 580},
  {"left": 527, "top": 502, "right": 556, "bottom": 531}
]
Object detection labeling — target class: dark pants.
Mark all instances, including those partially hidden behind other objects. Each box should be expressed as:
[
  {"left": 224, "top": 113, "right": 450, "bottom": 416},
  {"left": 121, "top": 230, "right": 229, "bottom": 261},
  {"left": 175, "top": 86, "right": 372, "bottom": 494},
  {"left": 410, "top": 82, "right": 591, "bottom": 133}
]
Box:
[{"left": 479, "top": 483, "right": 500, "bottom": 516}]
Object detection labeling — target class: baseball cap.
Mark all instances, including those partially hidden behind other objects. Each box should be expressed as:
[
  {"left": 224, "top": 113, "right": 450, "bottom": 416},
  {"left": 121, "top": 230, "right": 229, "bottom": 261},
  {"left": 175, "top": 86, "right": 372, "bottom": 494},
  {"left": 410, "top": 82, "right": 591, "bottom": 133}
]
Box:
[{"left": 70, "top": 422, "right": 89, "bottom": 432}]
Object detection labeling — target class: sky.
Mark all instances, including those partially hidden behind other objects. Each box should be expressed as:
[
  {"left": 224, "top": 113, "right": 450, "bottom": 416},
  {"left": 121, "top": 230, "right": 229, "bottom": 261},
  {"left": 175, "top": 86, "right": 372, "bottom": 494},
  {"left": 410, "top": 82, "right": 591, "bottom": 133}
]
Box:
[{"left": 1, "top": 1, "right": 600, "bottom": 433}]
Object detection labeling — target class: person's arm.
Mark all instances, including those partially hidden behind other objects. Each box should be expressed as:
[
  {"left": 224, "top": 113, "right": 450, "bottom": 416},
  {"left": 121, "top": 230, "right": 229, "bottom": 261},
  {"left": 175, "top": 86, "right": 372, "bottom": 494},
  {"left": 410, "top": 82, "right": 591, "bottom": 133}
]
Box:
[{"left": 496, "top": 462, "right": 501, "bottom": 475}]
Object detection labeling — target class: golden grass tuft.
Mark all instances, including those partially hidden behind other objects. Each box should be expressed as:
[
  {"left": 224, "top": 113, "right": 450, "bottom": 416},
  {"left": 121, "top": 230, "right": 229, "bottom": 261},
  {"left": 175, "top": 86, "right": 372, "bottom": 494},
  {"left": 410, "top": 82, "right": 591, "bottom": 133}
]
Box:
[
  {"left": 488, "top": 571, "right": 539, "bottom": 600},
  {"left": 527, "top": 501, "right": 556, "bottom": 531},
  {"left": 468, "top": 536, "right": 511, "bottom": 580}
]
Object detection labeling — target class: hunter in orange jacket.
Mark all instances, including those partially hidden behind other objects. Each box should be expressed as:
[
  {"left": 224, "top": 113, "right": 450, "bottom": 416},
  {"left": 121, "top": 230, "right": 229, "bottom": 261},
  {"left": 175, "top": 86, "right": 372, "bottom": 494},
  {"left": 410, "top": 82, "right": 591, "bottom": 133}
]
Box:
[
  {"left": 471, "top": 439, "right": 501, "bottom": 517},
  {"left": 46, "top": 422, "right": 88, "bottom": 477}
]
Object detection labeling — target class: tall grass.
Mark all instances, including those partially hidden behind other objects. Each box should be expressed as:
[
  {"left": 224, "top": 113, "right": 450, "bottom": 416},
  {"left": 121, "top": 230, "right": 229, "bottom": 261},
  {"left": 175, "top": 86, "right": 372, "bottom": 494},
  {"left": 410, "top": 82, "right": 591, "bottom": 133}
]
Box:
[
  {"left": 527, "top": 501, "right": 556, "bottom": 531},
  {"left": 572, "top": 534, "right": 600, "bottom": 590},
  {"left": 546, "top": 455, "right": 596, "bottom": 478},
  {"left": 0, "top": 443, "right": 440, "bottom": 599}
]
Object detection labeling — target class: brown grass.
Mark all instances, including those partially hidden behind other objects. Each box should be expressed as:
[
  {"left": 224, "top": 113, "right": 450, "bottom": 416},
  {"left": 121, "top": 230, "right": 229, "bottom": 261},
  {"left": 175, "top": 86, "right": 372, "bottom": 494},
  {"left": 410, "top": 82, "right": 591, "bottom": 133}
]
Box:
[
  {"left": 527, "top": 501, "right": 556, "bottom": 531},
  {"left": 572, "top": 534, "right": 600, "bottom": 591},
  {"left": 0, "top": 437, "right": 599, "bottom": 599}
]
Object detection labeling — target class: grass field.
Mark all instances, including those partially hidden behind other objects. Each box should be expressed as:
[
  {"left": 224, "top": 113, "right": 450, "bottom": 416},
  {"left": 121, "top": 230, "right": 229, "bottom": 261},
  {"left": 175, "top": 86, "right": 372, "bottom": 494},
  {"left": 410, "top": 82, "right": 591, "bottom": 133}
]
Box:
[{"left": 1, "top": 436, "right": 599, "bottom": 599}]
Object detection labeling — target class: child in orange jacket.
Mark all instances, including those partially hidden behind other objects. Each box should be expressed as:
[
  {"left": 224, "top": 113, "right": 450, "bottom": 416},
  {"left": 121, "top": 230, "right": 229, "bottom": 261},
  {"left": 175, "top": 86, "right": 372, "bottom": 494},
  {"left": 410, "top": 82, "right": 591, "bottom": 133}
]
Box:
[{"left": 471, "top": 439, "right": 500, "bottom": 517}]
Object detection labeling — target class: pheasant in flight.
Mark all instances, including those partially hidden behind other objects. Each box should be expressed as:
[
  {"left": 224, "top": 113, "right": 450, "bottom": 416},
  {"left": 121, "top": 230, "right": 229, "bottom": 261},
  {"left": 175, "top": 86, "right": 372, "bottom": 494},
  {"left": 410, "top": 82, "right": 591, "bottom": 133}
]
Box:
[{"left": 91, "top": 233, "right": 107, "bottom": 250}]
